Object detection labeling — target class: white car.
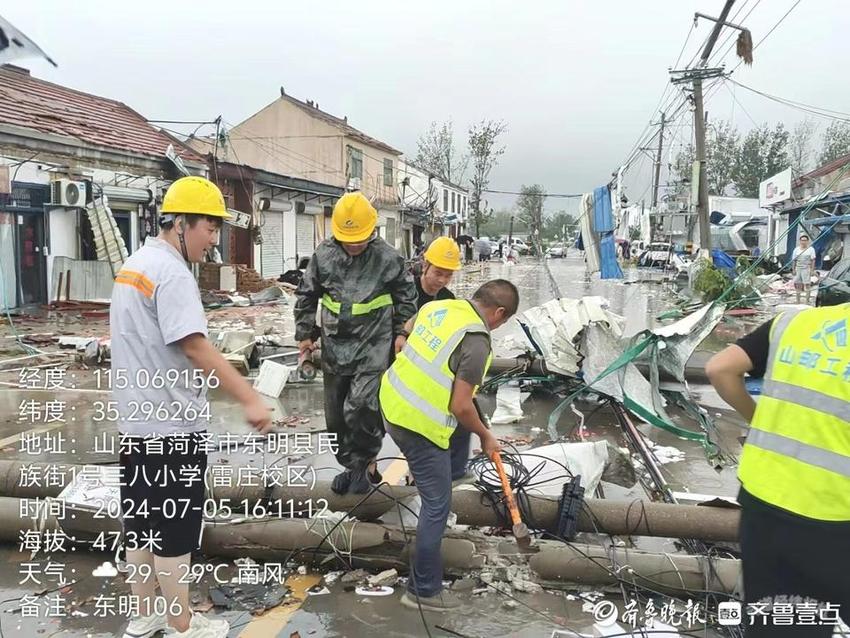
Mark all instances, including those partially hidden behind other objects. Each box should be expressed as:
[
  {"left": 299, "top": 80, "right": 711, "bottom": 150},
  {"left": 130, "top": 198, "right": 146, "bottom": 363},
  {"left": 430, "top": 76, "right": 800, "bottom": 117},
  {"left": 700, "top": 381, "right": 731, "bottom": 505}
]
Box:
[{"left": 546, "top": 243, "right": 567, "bottom": 258}]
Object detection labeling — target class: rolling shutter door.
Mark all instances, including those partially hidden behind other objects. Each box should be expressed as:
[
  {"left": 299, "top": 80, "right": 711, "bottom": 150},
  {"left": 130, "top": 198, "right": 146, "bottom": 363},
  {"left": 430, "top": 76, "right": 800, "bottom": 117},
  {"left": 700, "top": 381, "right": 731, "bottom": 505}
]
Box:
[
  {"left": 296, "top": 213, "right": 315, "bottom": 261},
  {"left": 260, "top": 211, "right": 285, "bottom": 278}
]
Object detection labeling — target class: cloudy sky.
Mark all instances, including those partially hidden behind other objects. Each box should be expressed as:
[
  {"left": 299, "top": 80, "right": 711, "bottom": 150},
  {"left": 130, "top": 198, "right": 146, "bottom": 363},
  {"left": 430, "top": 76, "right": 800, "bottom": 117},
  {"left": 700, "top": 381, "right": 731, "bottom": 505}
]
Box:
[{"left": 5, "top": 1, "right": 847, "bottom": 214}]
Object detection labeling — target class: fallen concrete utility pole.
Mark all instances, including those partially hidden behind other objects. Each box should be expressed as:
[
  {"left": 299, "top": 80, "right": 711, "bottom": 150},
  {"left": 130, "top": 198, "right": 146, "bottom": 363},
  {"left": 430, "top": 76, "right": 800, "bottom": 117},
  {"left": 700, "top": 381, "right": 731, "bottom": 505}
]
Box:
[
  {"left": 0, "top": 496, "right": 739, "bottom": 595},
  {"left": 528, "top": 543, "right": 739, "bottom": 594},
  {"left": 486, "top": 356, "right": 711, "bottom": 384},
  {"left": 0, "top": 460, "right": 740, "bottom": 542}
]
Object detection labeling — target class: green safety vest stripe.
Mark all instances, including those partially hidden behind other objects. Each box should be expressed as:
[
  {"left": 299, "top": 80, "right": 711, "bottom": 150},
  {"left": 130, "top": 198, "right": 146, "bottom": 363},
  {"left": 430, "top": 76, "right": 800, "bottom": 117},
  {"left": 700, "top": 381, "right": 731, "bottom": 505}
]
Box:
[
  {"left": 321, "top": 293, "right": 393, "bottom": 316},
  {"left": 746, "top": 428, "right": 850, "bottom": 479}
]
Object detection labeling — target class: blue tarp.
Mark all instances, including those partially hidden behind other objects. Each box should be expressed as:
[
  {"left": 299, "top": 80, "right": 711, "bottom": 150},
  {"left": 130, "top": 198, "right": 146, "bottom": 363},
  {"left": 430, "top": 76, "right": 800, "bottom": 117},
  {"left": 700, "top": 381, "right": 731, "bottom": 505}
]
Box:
[
  {"left": 593, "top": 186, "right": 615, "bottom": 232},
  {"left": 712, "top": 249, "right": 736, "bottom": 275},
  {"left": 594, "top": 186, "right": 622, "bottom": 279}
]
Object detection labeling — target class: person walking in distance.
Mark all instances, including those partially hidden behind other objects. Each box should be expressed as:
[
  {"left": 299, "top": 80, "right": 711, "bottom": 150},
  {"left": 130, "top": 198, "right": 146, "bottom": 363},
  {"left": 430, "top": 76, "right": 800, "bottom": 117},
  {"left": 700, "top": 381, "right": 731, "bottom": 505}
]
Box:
[{"left": 791, "top": 234, "right": 816, "bottom": 305}]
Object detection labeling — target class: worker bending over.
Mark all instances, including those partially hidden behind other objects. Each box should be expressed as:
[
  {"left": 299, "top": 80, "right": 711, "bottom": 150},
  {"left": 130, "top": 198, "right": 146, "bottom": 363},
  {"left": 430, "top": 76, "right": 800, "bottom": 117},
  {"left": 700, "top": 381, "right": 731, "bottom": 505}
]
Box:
[
  {"left": 295, "top": 192, "right": 417, "bottom": 494},
  {"left": 379, "top": 279, "right": 519, "bottom": 612},
  {"left": 706, "top": 302, "right": 850, "bottom": 637}
]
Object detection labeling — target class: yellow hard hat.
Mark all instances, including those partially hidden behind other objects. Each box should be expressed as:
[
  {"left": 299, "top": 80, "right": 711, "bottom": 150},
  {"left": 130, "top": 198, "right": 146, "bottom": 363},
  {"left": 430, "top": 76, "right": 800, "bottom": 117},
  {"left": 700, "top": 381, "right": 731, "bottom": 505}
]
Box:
[
  {"left": 332, "top": 192, "right": 377, "bottom": 243},
  {"left": 161, "top": 176, "right": 231, "bottom": 218},
  {"left": 424, "top": 236, "right": 462, "bottom": 271}
]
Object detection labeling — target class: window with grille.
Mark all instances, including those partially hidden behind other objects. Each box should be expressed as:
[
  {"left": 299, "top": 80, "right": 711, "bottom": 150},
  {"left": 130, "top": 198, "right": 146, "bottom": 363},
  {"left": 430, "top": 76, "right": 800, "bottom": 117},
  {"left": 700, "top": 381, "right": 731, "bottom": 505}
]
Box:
[
  {"left": 383, "top": 159, "right": 393, "bottom": 187},
  {"left": 348, "top": 147, "right": 363, "bottom": 180}
]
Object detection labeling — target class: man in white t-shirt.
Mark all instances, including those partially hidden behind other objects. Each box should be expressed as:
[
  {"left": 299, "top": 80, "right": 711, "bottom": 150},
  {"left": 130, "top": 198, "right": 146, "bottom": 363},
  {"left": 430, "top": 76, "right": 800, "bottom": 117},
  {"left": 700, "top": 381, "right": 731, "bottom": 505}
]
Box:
[{"left": 791, "top": 234, "right": 816, "bottom": 304}]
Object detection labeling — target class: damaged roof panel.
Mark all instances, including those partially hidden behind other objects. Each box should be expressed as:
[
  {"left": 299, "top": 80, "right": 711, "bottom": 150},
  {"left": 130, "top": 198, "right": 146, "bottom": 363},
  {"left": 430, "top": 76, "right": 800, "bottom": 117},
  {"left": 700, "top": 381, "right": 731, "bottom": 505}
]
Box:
[{"left": 0, "top": 65, "right": 204, "bottom": 162}]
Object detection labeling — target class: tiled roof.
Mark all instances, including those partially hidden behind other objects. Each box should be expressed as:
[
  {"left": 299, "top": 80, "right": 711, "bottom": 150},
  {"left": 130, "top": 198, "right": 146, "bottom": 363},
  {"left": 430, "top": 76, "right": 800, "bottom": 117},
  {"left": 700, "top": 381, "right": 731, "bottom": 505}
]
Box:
[
  {"left": 280, "top": 93, "right": 402, "bottom": 155},
  {"left": 798, "top": 151, "right": 850, "bottom": 183},
  {"left": 0, "top": 65, "right": 204, "bottom": 163}
]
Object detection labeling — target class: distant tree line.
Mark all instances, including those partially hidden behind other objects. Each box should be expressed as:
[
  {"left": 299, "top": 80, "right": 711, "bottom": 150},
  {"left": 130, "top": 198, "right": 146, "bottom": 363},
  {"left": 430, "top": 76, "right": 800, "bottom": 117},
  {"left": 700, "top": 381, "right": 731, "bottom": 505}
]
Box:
[{"left": 671, "top": 119, "right": 850, "bottom": 198}]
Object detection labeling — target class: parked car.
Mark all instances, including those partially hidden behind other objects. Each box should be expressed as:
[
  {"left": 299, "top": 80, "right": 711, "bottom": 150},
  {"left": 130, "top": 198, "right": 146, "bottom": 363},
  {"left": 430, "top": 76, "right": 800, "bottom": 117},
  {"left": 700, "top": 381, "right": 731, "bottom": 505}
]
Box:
[
  {"left": 546, "top": 243, "right": 567, "bottom": 258},
  {"left": 500, "top": 237, "right": 530, "bottom": 255},
  {"left": 816, "top": 258, "right": 850, "bottom": 307}
]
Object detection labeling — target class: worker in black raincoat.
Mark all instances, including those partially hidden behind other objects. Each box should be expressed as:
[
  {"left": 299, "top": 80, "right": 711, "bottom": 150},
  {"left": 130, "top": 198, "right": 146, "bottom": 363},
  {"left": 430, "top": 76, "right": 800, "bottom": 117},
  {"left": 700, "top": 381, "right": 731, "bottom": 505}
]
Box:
[{"left": 295, "top": 192, "right": 417, "bottom": 494}]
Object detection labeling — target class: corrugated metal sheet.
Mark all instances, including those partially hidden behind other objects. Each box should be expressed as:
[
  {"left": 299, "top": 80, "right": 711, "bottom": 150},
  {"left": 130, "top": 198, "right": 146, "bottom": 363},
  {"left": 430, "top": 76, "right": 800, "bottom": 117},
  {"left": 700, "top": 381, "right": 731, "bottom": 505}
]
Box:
[
  {"left": 0, "top": 66, "right": 203, "bottom": 162},
  {"left": 86, "top": 200, "right": 127, "bottom": 276},
  {"left": 52, "top": 256, "right": 113, "bottom": 302}
]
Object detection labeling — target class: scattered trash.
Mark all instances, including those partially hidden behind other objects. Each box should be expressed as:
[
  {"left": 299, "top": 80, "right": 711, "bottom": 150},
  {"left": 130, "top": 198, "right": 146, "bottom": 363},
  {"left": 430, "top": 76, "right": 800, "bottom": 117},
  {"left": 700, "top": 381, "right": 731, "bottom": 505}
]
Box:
[
  {"left": 322, "top": 571, "right": 343, "bottom": 586},
  {"left": 297, "top": 565, "right": 308, "bottom": 576},
  {"left": 647, "top": 443, "right": 686, "bottom": 465},
  {"left": 490, "top": 383, "right": 525, "bottom": 424},
  {"left": 450, "top": 578, "right": 477, "bottom": 592},
  {"left": 341, "top": 569, "right": 369, "bottom": 584},
  {"left": 306, "top": 585, "right": 330, "bottom": 596},
  {"left": 209, "top": 583, "right": 289, "bottom": 614},
  {"left": 366, "top": 568, "right": 398, "bottom": 587},
  {"left": 355, "top": 585, "right": 394, "bottom": 597},
  {"left": 502, "top": 599, "right": 519, "bottom": 610},
  {"left": 254, "top": 360, "right": 293, "bottom": 397},
  {"left": 511, "top": 577, "right": 542, "bottom": 593}
]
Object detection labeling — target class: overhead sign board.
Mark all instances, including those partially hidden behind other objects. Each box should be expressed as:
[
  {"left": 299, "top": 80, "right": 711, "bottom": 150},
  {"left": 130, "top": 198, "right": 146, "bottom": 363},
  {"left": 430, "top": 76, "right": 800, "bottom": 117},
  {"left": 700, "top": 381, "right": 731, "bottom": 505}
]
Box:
[{"left": 759, "top": 167, "right": 792, "bottom": 208}]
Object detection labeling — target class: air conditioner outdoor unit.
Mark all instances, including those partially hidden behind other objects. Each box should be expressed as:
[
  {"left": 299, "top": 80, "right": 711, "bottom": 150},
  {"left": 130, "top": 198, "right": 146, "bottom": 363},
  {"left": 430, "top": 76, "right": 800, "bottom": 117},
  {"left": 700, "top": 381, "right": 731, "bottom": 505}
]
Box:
[
  {"left": 347, "top": 177, "right": 362, "bottom": 191},
  {"left": 51, "top": 179, "right": 88, "bottom": 207}
]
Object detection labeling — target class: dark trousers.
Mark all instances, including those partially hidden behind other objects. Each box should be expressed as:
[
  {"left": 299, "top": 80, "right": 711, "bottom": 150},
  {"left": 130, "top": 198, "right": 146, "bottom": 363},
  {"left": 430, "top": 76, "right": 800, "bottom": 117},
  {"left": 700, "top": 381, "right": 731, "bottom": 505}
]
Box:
[
  {"left": 323, "top": 371, "right": 384, "bottom": 471},
  {"left": 385, "top": 423, "right": 471, "bottom": 597},
  {"left": 739, "top": 488, "right": 850, "bottom": 636}
]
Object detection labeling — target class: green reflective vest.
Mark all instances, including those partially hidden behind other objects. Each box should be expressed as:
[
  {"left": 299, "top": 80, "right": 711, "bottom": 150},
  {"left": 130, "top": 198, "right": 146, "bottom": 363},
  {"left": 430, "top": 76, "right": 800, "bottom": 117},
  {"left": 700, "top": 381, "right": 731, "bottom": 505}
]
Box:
[
  {"left": 379, "top": 299, "right": 492, "bottom": 449},
  {"left": 739, "top": 303, "right": 850, "bottom": 521}
]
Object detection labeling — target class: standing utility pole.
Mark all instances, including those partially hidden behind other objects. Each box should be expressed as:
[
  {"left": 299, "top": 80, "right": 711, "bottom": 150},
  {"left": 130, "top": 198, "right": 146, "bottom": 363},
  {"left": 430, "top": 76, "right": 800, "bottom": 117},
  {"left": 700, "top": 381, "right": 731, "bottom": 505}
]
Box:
[
  {"left": 692, "top": 0, "right": 736, "bottom": 259},
  {"left": 651, "top": 112, "right": 666, "bottom": 210}
]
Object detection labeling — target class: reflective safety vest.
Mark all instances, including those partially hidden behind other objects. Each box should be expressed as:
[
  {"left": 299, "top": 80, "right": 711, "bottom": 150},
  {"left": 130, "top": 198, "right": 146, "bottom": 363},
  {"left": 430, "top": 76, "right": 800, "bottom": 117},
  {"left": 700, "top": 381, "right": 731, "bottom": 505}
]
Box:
[
  {"left": 321, "top": 292, "right": 393, "bottom": 316},
  {"left": 739, "top": 303, "right": 850, "bottom": 521},
  {"left": 379, "top": 299, "right": 492, "bottom": 449}
]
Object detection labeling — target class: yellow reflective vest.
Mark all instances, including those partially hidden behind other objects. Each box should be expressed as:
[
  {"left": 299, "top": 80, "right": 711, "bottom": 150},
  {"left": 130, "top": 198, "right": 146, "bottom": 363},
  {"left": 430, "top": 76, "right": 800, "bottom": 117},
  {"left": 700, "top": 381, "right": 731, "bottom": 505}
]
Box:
[
  {"left": 739, "top": 303, "right": 850, "bottom": 521},
  {"left": 379, "top": 299, "right": 492, "bottom": 449}
]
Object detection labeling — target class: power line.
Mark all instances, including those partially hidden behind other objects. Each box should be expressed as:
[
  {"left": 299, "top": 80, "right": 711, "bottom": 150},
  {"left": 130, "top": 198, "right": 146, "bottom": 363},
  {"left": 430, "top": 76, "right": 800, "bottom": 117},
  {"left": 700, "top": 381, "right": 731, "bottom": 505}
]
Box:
[
  {"left": 482, "top": 189, "right": 583, "bottom": 198},
  {"left": 726, "top": 77, "right": 850, "bottom": 122},
  {"left": 729, "top": 0, "right": 803, "bottom": 74}
]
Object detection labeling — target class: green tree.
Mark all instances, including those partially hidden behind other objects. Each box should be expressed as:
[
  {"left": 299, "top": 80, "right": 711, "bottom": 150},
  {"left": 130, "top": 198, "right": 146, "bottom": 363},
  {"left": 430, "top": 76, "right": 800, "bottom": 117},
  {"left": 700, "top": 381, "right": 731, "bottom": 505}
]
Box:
[
  {"left": 818, "top": 121, "right": 850, "bottom": 167},
  {"left": 516, "top": 184, "right": 546, "bottom": 254},
  {"left": 706, "top": 120, "right": 740, "bottom": 195},
  {"left": 733, "top": 123, "right": 789, "bottom": 198},
  {"left": 542, "top": 211, "right": 576, "bottom": 241},
  {"left": 789, "top": 118, "right": 818, "bottom": 177},
  {"left": 468, "top": 119, "right": 508, "bottom": 236},
  {"left": 479, "top": 210, "right": 527, "bottom": 238}
]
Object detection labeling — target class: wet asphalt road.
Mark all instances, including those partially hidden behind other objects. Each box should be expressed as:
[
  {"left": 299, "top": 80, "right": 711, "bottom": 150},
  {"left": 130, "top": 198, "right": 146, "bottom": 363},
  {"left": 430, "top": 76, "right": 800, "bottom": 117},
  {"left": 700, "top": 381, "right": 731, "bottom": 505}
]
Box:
[{"left": 0, "top": 254, "right": 749, "bottom": 637}]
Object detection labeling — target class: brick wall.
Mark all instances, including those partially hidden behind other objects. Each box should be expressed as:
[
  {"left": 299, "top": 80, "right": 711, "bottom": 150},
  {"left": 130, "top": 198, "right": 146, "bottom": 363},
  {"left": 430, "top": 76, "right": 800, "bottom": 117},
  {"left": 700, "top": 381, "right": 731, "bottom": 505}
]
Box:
[{"left": 198, "top": 263, "right": 277, "bottom": 294}]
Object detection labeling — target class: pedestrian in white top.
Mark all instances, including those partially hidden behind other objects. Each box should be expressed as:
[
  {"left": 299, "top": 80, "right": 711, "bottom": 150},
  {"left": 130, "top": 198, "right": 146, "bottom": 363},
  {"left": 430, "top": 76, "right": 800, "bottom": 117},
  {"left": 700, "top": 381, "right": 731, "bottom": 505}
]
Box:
[{"left": 791, "top": 234, "right": 816, "bottom": 305}]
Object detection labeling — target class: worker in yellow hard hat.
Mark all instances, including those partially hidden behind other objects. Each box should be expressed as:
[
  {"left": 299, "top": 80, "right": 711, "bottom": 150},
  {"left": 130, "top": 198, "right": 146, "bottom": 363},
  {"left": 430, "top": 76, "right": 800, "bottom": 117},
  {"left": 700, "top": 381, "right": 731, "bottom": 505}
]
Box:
[
  {"left": 294, "top": 191, "right": 417, "bottom": 494},
  {"left": 157, "top": 175, "right": 232, "bottom": 263},
  {"left": 414, "top": 236, "right": 461, "bottom": 309},
  {"left": 113, "top": 176, "right": 271, "bottom": 638}
]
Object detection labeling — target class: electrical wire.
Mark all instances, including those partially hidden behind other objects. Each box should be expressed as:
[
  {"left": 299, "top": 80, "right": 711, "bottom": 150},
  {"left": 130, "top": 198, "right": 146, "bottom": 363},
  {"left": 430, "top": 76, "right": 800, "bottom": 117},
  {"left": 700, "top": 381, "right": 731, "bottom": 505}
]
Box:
[{"left": 726, "top": 77, "right": 850, "bottom": 122}]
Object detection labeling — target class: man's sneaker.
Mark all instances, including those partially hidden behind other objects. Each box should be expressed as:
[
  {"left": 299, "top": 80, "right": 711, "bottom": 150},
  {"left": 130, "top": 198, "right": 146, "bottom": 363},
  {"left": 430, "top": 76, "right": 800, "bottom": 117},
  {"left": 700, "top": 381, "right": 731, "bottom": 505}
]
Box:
[
  {"left": 167, "top": 614, "right": 229, "bottom": 637},
  {"left": 122, "top": 613, "right": 168, "bottom": 638},
  {"left": 400, "top": 590, "right": 462, "bottom": 612}
]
